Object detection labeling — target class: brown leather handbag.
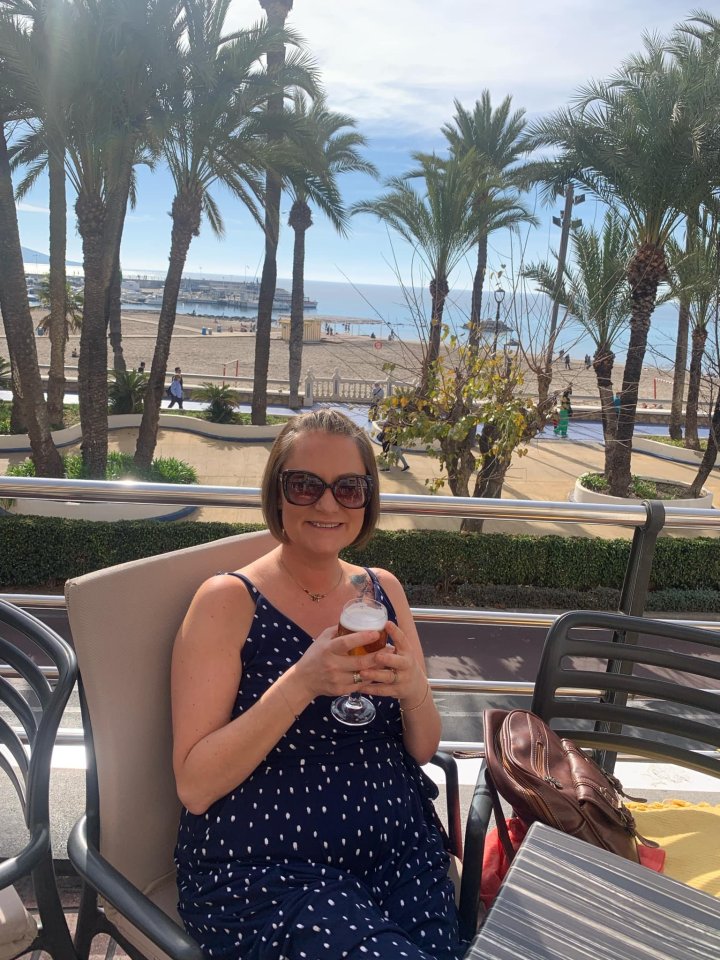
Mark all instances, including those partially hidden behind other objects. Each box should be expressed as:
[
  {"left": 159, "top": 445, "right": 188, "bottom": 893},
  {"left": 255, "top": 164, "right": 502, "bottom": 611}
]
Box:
[{"left": 483, "top": 709, "right": 654, "bottom": 864}]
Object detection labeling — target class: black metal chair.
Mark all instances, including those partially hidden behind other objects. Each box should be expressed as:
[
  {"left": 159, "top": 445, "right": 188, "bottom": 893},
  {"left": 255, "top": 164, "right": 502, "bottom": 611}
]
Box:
[
  {"left": 0, "top": 599, "right": 78, "bottom": 960},
  {"left": 458, "top": 610, "right": 720, "bottom": 940}
]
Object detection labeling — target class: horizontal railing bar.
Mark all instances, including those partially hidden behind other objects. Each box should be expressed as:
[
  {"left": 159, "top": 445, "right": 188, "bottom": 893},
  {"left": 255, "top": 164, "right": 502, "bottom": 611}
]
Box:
[{"left": 1, "top": 476, "right": 719, "bottom": 527}]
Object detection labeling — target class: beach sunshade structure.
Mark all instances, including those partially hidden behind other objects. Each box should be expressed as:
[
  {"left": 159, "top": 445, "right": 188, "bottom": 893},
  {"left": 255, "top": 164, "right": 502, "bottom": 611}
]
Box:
[
  {"left": 65, "top": 529, "right": 464, "bottom": 960},
  {"left": 458, "top": 609, "right": 720, "bottom": 940},
  {"left": 0, "top": 600, "right": 78, "bottom": 960}
]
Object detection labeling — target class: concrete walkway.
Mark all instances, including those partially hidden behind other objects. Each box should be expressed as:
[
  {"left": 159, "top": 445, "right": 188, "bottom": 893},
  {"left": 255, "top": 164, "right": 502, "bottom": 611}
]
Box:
[{"left": 5, "top": 414, "right": 707, "bottom": 540}]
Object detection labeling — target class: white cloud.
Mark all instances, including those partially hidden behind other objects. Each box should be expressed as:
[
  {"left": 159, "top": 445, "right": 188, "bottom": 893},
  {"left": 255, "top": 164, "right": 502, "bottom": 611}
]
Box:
[
  {"left": 228, "top": 0, "right": 698, "bottom": 131},
  {"left": 17, "top": 202, "right": 50, "bottom": 214}
]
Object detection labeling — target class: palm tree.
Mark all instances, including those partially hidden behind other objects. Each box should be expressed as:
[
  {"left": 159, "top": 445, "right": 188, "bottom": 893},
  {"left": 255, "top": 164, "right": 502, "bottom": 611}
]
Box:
[
  {"left": 665, "top": 213, "right": 720, "bottom": 448},
  {"left": 442, "top": 92, "right": 535, "bottom": 350},
  {"left": 251, "top": 0, "right": 294, "bottom": 425},
  {"left": 526, "top": 37, "right": 717, "bottom": 495},
  {"left": 108, "top": 369, "right": 147, "bottom": 414},
  {"left": 0, "top": 22, "right": 62, "bottom": 473},
  {"left": 524, "top": 211, "right": 632, "bottom": 470},
  {"left": 285, "top": 92, "right": 377, "bottom": 408},
  {"left": 1, "top": 0, "right": 71, "bottom": 428},
  {"left": 36, "top": 276, "right": 82, "bottom": 338},
  {"left": 353, "top": 152, "right": 479, "bottom": 391},
  {"left": 134, "top": 6, "right": 298, "bottom": 470},
  {"left": 60, "top": 0, "right": 183, "bottom": 477}
]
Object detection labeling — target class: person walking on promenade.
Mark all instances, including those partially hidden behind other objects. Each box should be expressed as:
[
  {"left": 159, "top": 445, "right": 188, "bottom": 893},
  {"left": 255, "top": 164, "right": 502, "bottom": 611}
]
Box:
[
  {"left": 553, "top": 395, "right": 572, "bottom": 437},
  {"left": 172, "top": 409, "right": 463, "bottom": 959},
  {"left": 369, "top": 381, "right": 384, "bottom": 421},
  {"left": 167, "top": 368, "right": 184, "bottom": 409},
  {"left": 378, "top": 416, "right": 410, "bottom": 471}
]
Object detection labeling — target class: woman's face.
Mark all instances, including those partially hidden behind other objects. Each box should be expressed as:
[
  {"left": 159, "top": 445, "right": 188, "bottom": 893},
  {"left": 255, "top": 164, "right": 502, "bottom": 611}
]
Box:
[{"left": 279, "top": 431, "right": 368, "bottom": 556}]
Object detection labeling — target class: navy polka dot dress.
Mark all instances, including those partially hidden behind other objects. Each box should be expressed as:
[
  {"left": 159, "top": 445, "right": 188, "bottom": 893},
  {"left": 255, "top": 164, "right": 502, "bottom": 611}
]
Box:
[{"left": 175, "top": 570, "right": 464, "bottom": 960}]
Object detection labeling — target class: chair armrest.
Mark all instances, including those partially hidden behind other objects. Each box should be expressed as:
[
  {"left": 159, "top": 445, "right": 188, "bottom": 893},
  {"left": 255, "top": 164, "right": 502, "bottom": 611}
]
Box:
[
  {"left": 457, "top": 761, "right": 494, "bottom": 942},
  {"left": 429, "top": 751, "right": 462, "bottom": 858},
  {"left": 0, "top": 826, "right": 48, "bottom": 889},
  {"left": 67, "top": 816, "right": 204, "bottom": 960}
]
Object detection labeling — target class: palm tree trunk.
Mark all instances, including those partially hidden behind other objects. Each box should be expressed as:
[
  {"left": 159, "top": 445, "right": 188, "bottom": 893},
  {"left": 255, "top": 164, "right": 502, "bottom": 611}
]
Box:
[
  {"left": 668, "top": 296, "right": 690, "bottom": 440},
  {"left": 9, "top": 360, "right": 26, "bottom": 434},
  {"left": 107, "top": 254, "right": 126, "bottom": 373},
  {"left": 252, "top": 0, "right": 292, "bottom": 425},
  {"left": 76, "top": 146, "right": 136, "bottom": 478},
  {"left": 690, "top": 385, "right": 720, "bottom": 497},
  {"left": 607, "top": 244, "right": 666, "bottom": 497},
  {"left": 288, "top": 208, "right": 309, "bottom": 409},
  {"left": 77, "top": 192, "right": 111, "bottom": 479},
  {"left": 46, "top": 147, "right": 67, "bottom": 427},
  {"left": 684, "top": 325, "right": 707, "bottom": 450},
  {"left": 421, "top": 275, "right": 448, "bottom": 392},
  {"left": 468, "top": 233, "right": 488, "bottom": 352},
  {"left": 0, "top": 122, "right": 62, "bottom": 476},
  {"left": 134, "top": 196, "right": 200, "bottom": 470},
  {"left": 592, "top": 344, "right": 617, "bottom": 474}
]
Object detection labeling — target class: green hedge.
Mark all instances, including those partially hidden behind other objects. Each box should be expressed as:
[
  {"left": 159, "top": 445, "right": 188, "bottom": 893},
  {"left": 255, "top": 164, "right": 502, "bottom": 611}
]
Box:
[{"left": 2, "top": 518, "right": 720, "bottom": 599}]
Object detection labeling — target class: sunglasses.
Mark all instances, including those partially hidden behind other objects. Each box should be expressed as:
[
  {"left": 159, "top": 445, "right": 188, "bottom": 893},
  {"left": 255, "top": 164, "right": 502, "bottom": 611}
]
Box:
[{"left": 280, "top": 470, "right": 374, "bottom": 509}]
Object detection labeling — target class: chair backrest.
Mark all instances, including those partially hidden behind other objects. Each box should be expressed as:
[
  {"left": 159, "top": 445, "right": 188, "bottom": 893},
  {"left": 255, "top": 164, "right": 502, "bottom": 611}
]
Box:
[
  {"left": 0, "top": 600, "right": 77, "bottom": 960},
  {"left": 531, "top": 610, "right": 720, "bottom": 777},
  {"left": 64, "top": 529, "right": 276, "bottom": 895}
]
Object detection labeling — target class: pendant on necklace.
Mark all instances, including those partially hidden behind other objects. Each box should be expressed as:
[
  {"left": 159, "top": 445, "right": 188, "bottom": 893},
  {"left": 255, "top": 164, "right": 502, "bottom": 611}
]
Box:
[{"left": 306, "top": 591, "right": 324, "bottom": 603}]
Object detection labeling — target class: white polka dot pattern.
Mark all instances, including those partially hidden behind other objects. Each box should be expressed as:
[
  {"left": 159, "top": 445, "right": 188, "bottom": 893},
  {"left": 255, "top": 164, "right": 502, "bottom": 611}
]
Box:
[{"left": 175, "top": 571, "right": 463, "bottom": 959}]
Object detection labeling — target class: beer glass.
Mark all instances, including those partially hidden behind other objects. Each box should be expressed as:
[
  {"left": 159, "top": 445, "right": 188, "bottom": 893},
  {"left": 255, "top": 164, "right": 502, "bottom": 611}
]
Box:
[{"left": 331, "top": 597, "right": 388, "bottom": 726}]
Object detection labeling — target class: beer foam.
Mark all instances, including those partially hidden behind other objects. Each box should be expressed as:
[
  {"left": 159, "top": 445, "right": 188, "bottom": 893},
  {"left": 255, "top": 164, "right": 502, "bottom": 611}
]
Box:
[{"left": 340, "top": 603, "right": 387, "bottom": 632}]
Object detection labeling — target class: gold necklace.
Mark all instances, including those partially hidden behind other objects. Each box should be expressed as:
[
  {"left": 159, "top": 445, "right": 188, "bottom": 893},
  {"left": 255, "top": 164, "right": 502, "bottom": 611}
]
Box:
[{"left": 279, "top": 558, "right": 344, "bottom": 603}]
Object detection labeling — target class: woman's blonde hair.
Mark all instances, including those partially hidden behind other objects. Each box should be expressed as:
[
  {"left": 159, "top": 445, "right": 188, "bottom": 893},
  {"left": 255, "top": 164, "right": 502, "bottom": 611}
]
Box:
[{"left": 261, "top": 409, "right": 380, "bottom": 550}]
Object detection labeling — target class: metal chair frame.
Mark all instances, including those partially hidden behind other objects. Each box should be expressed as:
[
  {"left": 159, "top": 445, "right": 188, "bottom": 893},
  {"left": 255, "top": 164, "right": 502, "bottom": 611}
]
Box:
[
  {"left": 0, "top": 599, "right": 77, "bottom": 960},
  {"left": 458, "top": 609, "right": 720, "bottom": 941}
]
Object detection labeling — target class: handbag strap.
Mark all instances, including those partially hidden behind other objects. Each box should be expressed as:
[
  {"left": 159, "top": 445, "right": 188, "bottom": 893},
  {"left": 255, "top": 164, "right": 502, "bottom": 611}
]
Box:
[{"left": 484, "top": 768, "right": 516, "bottom": 864}]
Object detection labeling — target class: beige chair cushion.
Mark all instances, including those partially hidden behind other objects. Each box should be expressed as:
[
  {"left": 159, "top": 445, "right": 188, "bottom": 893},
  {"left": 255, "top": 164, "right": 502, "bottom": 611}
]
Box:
[
  {"left": 0, "top": 884, "right": 38, "bottom": 960},
  {"left": 104, "top": 871, "right": 180, "bottom": 960},
  {"left": 65, "top": 529, "right": 276, "bottom": 943}
]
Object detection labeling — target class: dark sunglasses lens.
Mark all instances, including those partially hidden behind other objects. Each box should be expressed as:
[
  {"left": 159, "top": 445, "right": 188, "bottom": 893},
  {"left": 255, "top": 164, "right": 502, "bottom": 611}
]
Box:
[
  {"left": 334, "top": 476, "right": 370, "bottom": 508},
  {"left": 285, "top": 473, "right": 324, "bottom": 504}
]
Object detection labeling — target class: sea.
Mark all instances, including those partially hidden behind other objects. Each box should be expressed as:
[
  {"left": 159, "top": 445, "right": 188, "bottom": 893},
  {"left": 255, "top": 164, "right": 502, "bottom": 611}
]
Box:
[{"left": 38, "top": 264, "right": 683, "bottom": 366}]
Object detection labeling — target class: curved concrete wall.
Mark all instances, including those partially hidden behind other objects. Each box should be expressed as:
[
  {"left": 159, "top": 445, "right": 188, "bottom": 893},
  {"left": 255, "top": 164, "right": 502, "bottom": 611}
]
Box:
[
  {"left": 573, "top": 476, "right": 713, "bottom": 508},
  {"left": 0, "top": 414, "right": 285, "bottom": 453}
]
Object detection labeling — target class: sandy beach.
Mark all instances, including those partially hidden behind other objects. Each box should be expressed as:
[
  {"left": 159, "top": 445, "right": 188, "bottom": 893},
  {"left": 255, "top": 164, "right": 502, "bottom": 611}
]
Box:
[{"left": 1, "top": 307, "right": 686, "bottom": 403}]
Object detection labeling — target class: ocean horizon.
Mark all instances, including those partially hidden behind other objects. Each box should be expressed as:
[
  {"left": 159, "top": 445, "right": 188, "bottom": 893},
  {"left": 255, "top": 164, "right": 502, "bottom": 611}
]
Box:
[{"left": 27, "top": 262, "right": 682, "bottom": 366}]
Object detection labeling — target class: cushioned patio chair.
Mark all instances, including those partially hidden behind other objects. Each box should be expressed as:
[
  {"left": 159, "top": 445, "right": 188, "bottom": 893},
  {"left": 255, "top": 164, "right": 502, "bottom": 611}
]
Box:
[
  {"left": 458, "top": 609, "right": 720, "bottom": 941},
  {"left": 65, "top": 530, "right": 463, "bottom": 960},
  {"left": 0, "top": 599, "right": 78, "bottom": 960}
]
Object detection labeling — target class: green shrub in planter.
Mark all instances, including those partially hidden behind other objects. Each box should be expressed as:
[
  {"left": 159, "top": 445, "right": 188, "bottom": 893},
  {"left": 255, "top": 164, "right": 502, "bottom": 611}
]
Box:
[{"left": 6, "top": 451, "right": 198, "bottom": 485}]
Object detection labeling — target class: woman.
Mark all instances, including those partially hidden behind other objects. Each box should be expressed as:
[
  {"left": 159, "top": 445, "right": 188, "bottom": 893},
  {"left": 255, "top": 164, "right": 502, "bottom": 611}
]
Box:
[{"left": 172, "top": 409, "right": 462, "bottom": 959}]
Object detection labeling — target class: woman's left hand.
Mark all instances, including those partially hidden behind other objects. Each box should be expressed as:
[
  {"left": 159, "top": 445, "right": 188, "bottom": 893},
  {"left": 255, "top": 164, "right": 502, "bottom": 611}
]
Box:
[{"left": 354, "top": 620, "right": 427, "bottom": 704}]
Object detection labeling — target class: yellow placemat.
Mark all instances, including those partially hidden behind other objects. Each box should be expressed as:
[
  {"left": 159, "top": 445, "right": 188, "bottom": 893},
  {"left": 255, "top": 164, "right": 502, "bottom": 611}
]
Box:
[{"left": 627, "top": 800, "right": 720, "bottom": 897}]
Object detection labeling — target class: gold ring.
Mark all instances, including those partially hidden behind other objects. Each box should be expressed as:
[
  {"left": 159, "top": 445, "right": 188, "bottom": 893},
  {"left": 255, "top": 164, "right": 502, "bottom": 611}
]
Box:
[
  {"left": 391, "top": 668, "right": 398, "bottom": 684},
  {"left": 353, "top": 671, "right": 362, "bottom": 684}
]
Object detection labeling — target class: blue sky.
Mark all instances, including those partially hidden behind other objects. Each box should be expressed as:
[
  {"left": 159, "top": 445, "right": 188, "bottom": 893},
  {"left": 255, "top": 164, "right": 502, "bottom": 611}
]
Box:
[{"left": 16, "top": 0, "right": 703, "bottom": 287}]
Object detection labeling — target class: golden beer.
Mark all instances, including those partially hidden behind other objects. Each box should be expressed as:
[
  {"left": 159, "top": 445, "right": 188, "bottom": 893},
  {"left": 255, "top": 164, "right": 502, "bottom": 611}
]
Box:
[{"left": 338, "top": 598, "right": 388, "bottom": 655}]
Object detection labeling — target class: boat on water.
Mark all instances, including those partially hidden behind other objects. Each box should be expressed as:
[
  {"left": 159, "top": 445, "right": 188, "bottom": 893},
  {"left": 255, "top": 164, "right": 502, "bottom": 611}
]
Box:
[{"left": 125, "top": 280, "right": 318, "bottom": 311}]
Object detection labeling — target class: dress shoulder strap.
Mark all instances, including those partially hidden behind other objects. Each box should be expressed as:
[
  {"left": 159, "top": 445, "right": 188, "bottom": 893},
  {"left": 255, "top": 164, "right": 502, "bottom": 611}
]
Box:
[{"left": 221, "top": 571, "right": 258, "bottom": 599}]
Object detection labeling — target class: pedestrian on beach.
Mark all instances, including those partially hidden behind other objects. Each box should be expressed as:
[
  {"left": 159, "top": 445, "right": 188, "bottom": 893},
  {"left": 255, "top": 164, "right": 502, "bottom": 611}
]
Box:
[
  {"left": 137, "top": 361, "right": 146, "bottom": 375},
  {"left": 564, "top": 353, "right": 571, "bottom": 370},
  {"left": 369, "top": 381, "right": 384, "bottom": 421},
  {"left": 172, "top": 409, "right": 462, "bottom": 959}
]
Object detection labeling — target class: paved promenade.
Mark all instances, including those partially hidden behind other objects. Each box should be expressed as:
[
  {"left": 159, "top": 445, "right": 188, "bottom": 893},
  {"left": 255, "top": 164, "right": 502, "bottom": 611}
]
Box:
[{"left": 9, "top": 413, "right": 708, "bottom": 540}]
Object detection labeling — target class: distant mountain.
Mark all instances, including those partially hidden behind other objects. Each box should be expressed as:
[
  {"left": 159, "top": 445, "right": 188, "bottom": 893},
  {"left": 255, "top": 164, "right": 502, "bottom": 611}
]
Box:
[{"left": 22, "top": 246, "right": 83, "bottom": 267}]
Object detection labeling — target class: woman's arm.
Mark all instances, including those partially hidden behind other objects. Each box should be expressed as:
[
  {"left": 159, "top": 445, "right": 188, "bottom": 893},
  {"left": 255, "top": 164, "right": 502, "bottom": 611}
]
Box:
[
  {"left": 359, "top": 569, "right": 441, "bottom": 764},
  {"left": 171, "top": 575, "right": 386, "bottom": 814}
]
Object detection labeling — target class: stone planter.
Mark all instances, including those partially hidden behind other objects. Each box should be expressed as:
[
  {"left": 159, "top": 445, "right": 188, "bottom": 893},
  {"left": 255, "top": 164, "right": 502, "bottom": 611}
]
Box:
[
  {"left": 634, "top": 436, "right": 705, "bottom": 466},
  {"left": 573, "top": 475, "right": 713, "bottom": 508}
]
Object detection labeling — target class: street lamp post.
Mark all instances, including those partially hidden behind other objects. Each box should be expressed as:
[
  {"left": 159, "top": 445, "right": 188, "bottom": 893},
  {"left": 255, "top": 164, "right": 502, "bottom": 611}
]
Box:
[{"left": 492, "top": 287, "right": 506, "bottom": 355}]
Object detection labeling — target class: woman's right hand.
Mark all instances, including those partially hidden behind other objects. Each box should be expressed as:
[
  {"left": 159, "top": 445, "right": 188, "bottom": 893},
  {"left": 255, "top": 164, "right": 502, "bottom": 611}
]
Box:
[{"left": 290, "top": 626, "right": 385, "bottom": 700}]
